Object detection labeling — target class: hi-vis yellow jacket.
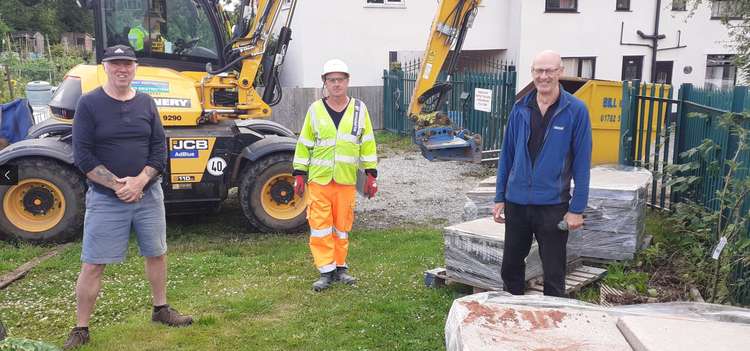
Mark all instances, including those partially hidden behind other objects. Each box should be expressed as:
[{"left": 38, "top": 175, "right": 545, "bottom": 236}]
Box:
[{"left": 293, "top": 98, "right": 377, "bottom": 186}]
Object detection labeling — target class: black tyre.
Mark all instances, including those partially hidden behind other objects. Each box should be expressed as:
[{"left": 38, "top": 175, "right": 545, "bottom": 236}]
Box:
[
  {"left": 0, "top": 158, "right": 85, "bottom": 242},
  {"left": 239, "top": 153, "right": 307, "bottom": 233}
]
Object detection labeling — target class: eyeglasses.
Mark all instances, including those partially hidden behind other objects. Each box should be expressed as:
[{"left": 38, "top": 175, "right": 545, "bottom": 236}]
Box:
[
  {"left": 531, "top": 67, "right": 560, "bottom": 76},
  {"left": 325, "top": 77, "right": 348, "bottom": 84}
]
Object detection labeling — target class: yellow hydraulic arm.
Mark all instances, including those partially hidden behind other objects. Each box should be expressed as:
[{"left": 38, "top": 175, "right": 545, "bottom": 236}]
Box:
[
  {"left": 408, "top": 0, "right": 482, "bottom": 162},
  {"left": 202, "top": 0, "right": 297, "bottom": 120},
  {"left": 409, "top": 0, "right": 481, "bottom": 125}
]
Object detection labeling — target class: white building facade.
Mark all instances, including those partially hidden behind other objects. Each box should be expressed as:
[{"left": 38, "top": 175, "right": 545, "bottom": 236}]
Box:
[
  {"left": 279, "top": 0, "right": 508, "bottom": 88},
  {"left": 511, "top": 0, "right": 744, "bottom": 91},
  {"left": 278, "top": 0, "right": 744, "bottom": 91}
]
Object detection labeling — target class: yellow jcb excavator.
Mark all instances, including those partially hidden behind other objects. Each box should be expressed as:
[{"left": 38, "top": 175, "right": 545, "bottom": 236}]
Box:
[{"left": 0, "top": 0, "right": 481, "bottom": 242}]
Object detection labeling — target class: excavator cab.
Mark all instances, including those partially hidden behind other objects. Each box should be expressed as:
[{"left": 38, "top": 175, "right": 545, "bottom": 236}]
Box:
[{"left": 87, "top": 0, "right": 228, "bottom": 71}]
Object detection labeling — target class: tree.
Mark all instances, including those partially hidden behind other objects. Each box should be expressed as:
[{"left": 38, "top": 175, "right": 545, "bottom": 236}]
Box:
[{"left": 0, "top": 0, "right": 93, "bottom": 44}]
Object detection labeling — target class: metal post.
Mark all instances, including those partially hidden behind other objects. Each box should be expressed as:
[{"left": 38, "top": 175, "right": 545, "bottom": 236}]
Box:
[{"left": 671, "top": 83, "right": 691, "bottom": 204}]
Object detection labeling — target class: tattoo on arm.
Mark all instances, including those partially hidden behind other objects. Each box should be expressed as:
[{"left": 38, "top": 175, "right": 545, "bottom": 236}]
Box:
[
  {"left": 140, "top": 166, "right": 159, "bottom": 180},
  {"left": 87, "top": 165, "right": 120, "bottom": 190}
]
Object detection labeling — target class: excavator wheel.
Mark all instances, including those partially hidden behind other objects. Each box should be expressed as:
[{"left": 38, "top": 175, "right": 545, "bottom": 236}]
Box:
[
  {"left": 239, "top": 153, "right": 308, "bottom": 233},
  {"left": 0, "top": 158, "right": 85, "bottom": 242}
]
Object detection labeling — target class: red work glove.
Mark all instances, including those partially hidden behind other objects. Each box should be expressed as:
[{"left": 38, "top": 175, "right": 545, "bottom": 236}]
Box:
[
  {"left": 294, "top": 175, "right": 306, "bottom": 196},
  {"left": 364, "top": 175, "right": 378, "bottom": 199}
]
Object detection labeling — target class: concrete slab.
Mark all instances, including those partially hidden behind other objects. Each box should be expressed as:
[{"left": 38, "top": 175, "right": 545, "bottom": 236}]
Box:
[
  {"left": 446, "top": 294, "right": 633, "bottom": 351},
  {"left": 465, "top": 166, "right": 652, "bottom": 261},
  {"left": 617, "top": 315, "right": 750, "bottom": 351},
  {"left": 444, "top": 218, "right": 541, "bottom": 290}
]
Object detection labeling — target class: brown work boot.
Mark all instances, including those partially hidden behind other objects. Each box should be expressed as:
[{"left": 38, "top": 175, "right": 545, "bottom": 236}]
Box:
[
  {"left": 151, "top": 305, "right": 193, "bottom": 327},
  {"left": 62, "top": 327, "right": 89, "bottom": 350}
]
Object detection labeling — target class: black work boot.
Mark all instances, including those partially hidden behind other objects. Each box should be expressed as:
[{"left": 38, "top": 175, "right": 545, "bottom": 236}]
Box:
[
  {"left": 63, "top": 327, "right": 89, "bottom": 350},
  {"left": 312, "top": 271, "right": 335, "bottom": 292},
  {"left": 335, "top": 266, "right": 357, "bottom": 285}
]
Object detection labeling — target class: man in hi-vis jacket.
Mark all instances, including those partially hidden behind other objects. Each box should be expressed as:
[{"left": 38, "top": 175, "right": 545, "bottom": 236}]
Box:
[{"left": 292, "top": 59, "right": 378, "bottom": 292}]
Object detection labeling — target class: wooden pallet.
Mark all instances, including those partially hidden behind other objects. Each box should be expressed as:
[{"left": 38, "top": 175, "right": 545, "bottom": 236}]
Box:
[
  {"left": 525, "top": 265, "right": 607, "bottom": 296},
  {"left": 425, "top": 264, "right": 607, "bottom": 296},
  {"left": 423, "top": 267, "right": 499, "bottom": 293}
]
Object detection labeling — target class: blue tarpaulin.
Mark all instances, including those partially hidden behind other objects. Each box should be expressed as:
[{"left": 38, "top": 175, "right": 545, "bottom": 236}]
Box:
[{"left": 0, "top": 99, "right": 33, "bottom": 143}]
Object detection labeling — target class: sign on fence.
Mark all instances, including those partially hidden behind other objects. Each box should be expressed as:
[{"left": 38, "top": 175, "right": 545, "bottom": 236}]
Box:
[{"left": 474, "top": 88, "right": 492, "bottom": 113}]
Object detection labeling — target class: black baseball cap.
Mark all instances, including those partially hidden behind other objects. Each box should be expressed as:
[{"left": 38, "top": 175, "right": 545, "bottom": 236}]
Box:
[{"left": 102, "top": 45, "right": 137, "bottom": 62}]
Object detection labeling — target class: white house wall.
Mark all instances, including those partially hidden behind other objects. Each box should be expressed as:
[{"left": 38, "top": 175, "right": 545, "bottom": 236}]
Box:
[
  {"left": 514, "top": 0, "right": 740, "bottom": 91},
  {"left": 280, "top": 0, "right": 509, "bottom": 88}
]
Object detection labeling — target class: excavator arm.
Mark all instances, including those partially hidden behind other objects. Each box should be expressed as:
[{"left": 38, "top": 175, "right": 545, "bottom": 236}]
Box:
[
  {"left": 201, "top": 0, "right": 297, "bottom": 120},
  {"left": 408, "top": 0, "right": 482, "bottom": 162}
]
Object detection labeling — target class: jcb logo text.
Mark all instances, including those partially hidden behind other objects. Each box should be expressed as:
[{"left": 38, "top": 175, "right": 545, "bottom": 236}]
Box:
[{"left": 171, "top": 139, "right": 209, "bottom": 150}]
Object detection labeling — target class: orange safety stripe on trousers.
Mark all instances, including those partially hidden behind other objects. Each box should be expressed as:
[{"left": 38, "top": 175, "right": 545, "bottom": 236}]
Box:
[{"left": 307, "top": 182, "right": 356, "bottom": 271}]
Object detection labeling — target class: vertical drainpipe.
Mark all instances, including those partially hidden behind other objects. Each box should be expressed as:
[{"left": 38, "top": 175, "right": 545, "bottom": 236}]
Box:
[{"left": 650, "top": 0, "right": 662, "bottom": 82}]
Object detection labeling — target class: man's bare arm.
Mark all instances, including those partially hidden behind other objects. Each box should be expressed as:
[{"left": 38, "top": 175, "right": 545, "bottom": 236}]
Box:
[
  {"left": 138, "top": 166, "right": 159, "bottom": 181},
  {"left": 86, "top": 165, "right": 122, "bottom": 190}
]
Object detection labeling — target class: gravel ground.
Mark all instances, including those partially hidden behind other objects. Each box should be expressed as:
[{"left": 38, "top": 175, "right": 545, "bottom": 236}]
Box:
[{"left": 354, "top": 147, "right": 494, "bottom": 229}]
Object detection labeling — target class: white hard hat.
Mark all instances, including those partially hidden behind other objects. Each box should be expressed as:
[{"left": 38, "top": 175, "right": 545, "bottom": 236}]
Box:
[{"left": 321, "top": 59, "right": 349, "bottom": 81}]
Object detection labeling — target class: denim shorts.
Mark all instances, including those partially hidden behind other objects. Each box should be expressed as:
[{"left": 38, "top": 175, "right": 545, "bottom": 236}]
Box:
[{"left": 81, "top": 181, "right": 167, "bottom": 264}]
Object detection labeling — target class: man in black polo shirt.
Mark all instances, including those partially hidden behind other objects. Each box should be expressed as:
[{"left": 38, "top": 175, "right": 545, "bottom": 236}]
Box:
[{"left": 64, "top": 45, "right": 192, "bottom": 349}]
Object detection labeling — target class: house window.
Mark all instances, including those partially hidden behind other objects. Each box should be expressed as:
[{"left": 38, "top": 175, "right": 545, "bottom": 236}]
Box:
[
  {"left": 616, "top": 0, "right": 630, "bottom": 11},
  {"left": 545, "top": 0, "right": 577, "bottom": 12},
  {"left": 711, "top": 0, "right": 742, "bottom": 19},
  {"left": 672, "top": 0, "right": 687, "bottom": 11},
  {"left": 705, "top": 54, "right": 737, "bottom": 89},
  {"left": 622, "top": 56, "right": 644, "bottom": 81},
  {"left": 562, "top": 57, "right": 596, "bottom": 79},
  {"left": 365, "top": 0, "right": 405, "bottom": 7}
]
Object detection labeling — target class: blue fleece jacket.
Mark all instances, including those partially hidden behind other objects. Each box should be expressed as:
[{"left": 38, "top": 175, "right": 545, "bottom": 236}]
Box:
[{"left": 494, "top": 86, "right": 592, "bottom": 214}]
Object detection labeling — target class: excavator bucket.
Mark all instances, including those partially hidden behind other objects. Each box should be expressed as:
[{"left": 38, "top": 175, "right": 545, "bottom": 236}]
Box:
[{"left": 413, "top": 126, "right": 482, "bottom": 163}]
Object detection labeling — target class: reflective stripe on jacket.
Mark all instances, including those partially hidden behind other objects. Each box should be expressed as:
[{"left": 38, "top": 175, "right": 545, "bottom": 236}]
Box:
[{"left": 293, "top": 98, "right": 377, "bottom": 185}]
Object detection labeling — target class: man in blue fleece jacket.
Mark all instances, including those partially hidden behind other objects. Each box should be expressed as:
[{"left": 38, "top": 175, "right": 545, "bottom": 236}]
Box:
[{"left": 492, "top": 50, "right": 592, "bottom": 297}]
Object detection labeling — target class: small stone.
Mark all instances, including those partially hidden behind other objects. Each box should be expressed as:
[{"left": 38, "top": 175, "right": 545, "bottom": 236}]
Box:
[{"left": 647, "top": 288, "right": 658, "bottom": 297}]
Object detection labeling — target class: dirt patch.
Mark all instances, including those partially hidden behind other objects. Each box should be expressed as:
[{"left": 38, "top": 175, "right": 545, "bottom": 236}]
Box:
[{"left": 355, "top": 149, "right": 491, "bottom": 229}]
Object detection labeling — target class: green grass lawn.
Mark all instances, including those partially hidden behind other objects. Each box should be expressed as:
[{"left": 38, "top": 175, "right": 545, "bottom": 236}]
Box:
[
  {"left": 375, "top": 130, "right": 416, "bottom": 154},
  {"left": 0, "top": 203, "right": 455, "bottom": 350},
  {"left": 0, "top": 242, "right": 49, "bottom": 275}
]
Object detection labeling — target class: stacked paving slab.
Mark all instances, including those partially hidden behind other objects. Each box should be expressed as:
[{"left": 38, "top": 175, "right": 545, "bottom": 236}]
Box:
[
  {"left": 463, "top": 165, "right": 652, "bottom": 260},
  {"left": 443, "top": 217, "right": 578, "bottom": 290}
]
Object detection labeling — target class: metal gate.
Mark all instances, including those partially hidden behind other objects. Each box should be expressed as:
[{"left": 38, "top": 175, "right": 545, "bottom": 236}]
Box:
[{"left": 382, "top": 59, "right": 516, "bottom": 152}]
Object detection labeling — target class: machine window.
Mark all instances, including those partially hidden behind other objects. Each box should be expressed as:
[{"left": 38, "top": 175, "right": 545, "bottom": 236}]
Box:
[{"left": 103, "top": 0, "right": 219, "bottom": 62}]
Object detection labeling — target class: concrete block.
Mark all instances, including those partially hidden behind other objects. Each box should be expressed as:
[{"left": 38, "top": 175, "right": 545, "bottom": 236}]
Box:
[
  {"left": 465, "top": 166, "right": 652, "bottom": 260},
  {"left": 617, "top": 315, "right": 750, "bottom": 351},
  {"left": 443, "top": 218, "right": 577, "bottom": 290},
  {"left": 446, "top": 294, "right": 633, "bottom": 351}
]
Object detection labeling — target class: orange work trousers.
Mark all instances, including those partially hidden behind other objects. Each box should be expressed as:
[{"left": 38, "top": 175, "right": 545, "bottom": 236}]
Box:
[{"left": 306, "top": 181, "right": 357, "bottom": 273}]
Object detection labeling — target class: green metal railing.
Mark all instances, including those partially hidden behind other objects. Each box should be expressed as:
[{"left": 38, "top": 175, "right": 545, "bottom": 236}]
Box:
[
  {"left": 619, "top": 80, "right": 675, "bottom": 209},
  {"left": 620, "top": 82, "right": 750, "bottom": 210},
  {"left": 673, "top": 85, "right": 750, "bottom": 210},
  {"left": 621, "top": 82, "right": 750, "bottom": 305},
  {"left": 382, "top": 59, "right": 516, "bottom": 152}
]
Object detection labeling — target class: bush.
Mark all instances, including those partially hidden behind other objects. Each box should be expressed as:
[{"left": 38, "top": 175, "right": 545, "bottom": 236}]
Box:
[
  {"left": 664, "top": 112, "right": 750, "bottom": 304},
  {"left": 0, "top": 48, "right": 86, "bottom": 104}
]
